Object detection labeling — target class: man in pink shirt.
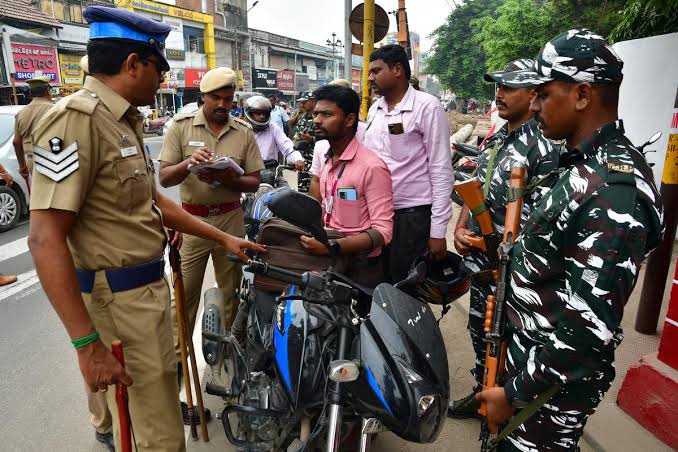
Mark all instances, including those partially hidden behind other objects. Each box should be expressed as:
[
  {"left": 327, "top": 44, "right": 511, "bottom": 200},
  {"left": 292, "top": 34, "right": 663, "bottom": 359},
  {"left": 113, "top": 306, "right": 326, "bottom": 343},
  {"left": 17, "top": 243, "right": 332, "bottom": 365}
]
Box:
[
  {"left": 299, "top": 84, "right": 394, "bottom": 288},
  {"left": 362, "top": 45, "right": 453, "bottom": 283}
]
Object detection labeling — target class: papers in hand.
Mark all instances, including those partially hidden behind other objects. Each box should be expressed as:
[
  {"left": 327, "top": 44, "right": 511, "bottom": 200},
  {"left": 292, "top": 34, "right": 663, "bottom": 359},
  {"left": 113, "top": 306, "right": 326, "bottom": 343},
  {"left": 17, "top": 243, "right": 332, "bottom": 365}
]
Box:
[{"left": 187, "top": 157, "right": 244, "bottom": 188}]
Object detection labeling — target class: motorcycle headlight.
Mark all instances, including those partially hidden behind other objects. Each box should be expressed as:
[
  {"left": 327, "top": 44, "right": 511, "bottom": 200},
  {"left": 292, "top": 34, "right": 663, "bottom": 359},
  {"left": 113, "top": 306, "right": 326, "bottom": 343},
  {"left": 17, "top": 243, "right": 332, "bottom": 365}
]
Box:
[{"left": 417, "top": 394, "right": 437, "bottom": 417}]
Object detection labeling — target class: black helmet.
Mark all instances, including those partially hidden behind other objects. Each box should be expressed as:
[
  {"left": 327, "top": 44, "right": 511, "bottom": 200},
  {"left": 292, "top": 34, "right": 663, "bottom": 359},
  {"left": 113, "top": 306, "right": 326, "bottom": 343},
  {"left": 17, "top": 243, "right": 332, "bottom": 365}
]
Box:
[{"left": 407, "top": 252, "right": 471, "bottom": 305}]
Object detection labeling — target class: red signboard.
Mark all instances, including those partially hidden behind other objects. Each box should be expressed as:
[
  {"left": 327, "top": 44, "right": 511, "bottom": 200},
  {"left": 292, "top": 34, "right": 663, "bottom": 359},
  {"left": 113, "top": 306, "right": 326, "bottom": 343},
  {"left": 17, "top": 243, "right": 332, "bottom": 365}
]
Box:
[
  {"left": 276, "top": 70, "right": 295, "bottom": 91},
  {"left": 11, "top": 43, "right": 61, "bottom": 84},
  {"left": 351, "top": 68, "right": 362, "bottom": 93},
  {"left": 184, "top": 68, "right": 208, "bottom": 89}
]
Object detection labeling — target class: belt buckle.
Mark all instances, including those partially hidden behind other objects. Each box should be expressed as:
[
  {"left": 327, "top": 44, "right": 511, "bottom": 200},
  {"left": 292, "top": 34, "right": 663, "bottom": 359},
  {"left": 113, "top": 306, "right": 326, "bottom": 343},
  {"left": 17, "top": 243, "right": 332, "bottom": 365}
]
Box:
[{"left": 208, "top": 205, "right": 222, "bottom": 217}]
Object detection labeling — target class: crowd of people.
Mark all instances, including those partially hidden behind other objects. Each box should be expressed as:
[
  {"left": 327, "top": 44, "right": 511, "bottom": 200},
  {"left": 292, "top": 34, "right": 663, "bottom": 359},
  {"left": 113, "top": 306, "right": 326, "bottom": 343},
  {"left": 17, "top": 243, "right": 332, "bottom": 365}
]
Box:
[{"left": 8, "top": 4, "right": 665, "bottom": 451}]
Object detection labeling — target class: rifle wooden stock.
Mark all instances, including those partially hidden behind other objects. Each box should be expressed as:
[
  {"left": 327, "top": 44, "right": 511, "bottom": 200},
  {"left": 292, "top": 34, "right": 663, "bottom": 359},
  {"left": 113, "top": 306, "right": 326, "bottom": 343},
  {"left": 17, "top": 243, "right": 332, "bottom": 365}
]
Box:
[
  {"left": 454, "top": 177, "right": 495, "bottom": 251},
  {"left": 111, "top": 341, "right": 132, "bottom": 452},
  {"left": 478, "top": 164, "right": 526, "bottom": 434}
]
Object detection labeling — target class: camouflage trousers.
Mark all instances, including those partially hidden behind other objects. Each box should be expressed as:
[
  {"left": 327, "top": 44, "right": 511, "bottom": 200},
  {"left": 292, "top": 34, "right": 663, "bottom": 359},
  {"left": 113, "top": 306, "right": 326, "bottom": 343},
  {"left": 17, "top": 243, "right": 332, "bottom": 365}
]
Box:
[
  {"left": 498, "top": 339, "right": 616, "bottom": 451},
  {"left": 297, "top": 147, "right": 314, "bottom": 193},
  {"left": 468, "top": 284, "right": 493, "bottom": 385}
]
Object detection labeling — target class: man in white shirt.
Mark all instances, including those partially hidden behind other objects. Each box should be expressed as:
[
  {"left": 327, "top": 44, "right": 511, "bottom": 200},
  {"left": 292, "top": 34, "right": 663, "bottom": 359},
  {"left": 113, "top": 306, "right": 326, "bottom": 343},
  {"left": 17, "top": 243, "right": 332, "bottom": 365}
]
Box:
[{"left": 244, "top": 95, "right": 304, "bottom": 170}]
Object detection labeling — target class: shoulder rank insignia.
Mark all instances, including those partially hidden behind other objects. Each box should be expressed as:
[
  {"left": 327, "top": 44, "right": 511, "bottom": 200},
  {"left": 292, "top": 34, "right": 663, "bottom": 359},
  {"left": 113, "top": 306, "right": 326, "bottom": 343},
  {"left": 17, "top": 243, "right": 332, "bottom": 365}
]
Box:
[
  {"left": 34, "top": 138, "right": 80, "bottom": 182},
  {"left": 608, "top": 162, "right": 634, "bottom": 173}
]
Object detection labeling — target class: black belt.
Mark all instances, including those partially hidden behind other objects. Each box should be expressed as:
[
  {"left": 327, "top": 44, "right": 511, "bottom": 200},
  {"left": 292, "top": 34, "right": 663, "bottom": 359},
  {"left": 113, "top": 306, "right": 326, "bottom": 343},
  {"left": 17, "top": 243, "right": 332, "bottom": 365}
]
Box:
[
  {"left": 76, "top": 257, "right": 164, "bottom": 294},
  {"left": 395, "top": 204, "right": 432, "bottom": 214}
]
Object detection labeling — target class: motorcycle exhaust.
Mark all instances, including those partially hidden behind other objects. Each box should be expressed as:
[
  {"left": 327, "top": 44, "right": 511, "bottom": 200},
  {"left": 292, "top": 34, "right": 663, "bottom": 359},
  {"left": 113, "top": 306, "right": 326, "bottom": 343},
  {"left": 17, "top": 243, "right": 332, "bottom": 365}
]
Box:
[
  {"left": 231, "top": 295, "right": 251, "bottom": 346},
  {"left": 202, "top": 288, "right": 225, "bottom": 367}
]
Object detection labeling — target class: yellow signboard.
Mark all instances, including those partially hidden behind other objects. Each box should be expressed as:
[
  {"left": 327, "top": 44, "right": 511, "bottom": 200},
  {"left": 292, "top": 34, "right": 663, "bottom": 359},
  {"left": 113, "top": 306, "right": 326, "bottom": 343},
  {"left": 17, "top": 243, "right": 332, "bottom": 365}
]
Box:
[
  {"left": 120, "top": 0, "right": 213, "bottom": 23},
  {"left": 59, "top": 53, "right": 84, "bottom": 87},
  {"left": 662, "top": 133, "right": 678, "bottom": 185}
]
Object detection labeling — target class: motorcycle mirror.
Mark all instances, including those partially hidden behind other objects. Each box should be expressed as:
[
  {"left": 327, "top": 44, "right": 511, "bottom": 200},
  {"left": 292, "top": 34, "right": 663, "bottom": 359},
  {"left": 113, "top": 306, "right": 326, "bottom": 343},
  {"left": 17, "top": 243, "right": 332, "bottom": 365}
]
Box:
[
  {"left": 268, "top": 188, "right": 330, "bottom": 249},
  {"left": 647, "top": 131, "right": 662, "bottom": 145}
]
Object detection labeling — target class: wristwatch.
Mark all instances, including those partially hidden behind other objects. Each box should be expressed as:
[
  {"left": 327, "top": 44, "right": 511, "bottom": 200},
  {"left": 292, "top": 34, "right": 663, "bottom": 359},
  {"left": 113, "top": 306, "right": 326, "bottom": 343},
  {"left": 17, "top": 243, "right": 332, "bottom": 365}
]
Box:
[{"left": 329, "top": 240, "right": 342, "bottom": 257}]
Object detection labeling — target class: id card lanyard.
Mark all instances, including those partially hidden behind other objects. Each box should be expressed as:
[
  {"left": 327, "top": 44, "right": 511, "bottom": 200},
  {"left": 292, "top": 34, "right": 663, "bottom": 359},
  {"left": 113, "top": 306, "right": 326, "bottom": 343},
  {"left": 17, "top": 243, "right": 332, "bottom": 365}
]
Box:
[{"left": 323, "top": 160, "right": 348, "bottom": 224}]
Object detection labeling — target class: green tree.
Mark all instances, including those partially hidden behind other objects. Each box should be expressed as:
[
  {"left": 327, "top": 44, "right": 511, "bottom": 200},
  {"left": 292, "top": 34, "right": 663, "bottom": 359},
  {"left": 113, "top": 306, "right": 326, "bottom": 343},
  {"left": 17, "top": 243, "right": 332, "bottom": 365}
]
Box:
[
  {"left": 425, "top": 0, "right": 505, "bottom": 101},
  {"left": 473, "top": 0, "right": 627, "bottom": 72},
  {"left": 609, "top": 0, "right": 678, "bottom": 42},
  {"left": 472, "top": 0, "right": 558, "bottom": 72}
]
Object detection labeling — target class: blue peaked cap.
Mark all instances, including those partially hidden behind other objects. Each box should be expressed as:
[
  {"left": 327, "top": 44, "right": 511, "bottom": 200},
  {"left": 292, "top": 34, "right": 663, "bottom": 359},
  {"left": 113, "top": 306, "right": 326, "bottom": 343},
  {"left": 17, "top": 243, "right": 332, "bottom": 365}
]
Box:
[{"left": 84, "top": 6, "right": 171, "bottom": 71}]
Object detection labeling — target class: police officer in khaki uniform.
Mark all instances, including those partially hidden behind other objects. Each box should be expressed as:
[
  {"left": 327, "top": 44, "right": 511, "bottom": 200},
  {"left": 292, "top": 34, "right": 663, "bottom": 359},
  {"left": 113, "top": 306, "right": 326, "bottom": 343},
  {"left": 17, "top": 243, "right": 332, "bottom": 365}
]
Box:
[
  {"left": 28, "top": 7, "right": 263, "bottom": 452},
  {"left": 13, "top": 76, "right": 53, "bottom": 176},
  {"left": 158, "top": 67, "right": 264, "bottom": 371}
]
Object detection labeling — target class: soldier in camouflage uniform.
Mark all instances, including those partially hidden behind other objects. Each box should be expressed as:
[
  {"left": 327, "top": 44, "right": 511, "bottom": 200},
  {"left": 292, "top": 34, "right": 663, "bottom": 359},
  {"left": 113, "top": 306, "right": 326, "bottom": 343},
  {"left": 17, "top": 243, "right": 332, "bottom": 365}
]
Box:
[
  {"left": 449, "top": 59, "right": 560, "bottom": 419},
  {"left": 475, "top": 30, "right": 665, "bottom": 451},
  {"left": 291, "top": 91, "right": 316, "bottom": 192}
]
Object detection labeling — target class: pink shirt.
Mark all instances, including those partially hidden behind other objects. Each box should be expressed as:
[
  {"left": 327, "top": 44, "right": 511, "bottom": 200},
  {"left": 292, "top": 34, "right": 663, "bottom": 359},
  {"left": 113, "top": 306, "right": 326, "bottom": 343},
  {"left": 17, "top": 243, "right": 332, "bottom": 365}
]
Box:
[
  {"left": 310, "top": 122, "right": 366, "bottom": 177},
  {"left": 319, "top": 137, "right": 394, "bottom": 253},
  {"left": 254, "top": 123, "right": 303, "bottom": 163},
  {"left": 361, "top": 86, "right": 453, "bottom": 239}
]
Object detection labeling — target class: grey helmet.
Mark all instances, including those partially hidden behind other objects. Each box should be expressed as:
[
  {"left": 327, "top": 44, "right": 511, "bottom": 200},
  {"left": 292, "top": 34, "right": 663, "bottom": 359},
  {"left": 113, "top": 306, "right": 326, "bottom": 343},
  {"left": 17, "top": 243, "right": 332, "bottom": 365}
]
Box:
[{"left": 244, "top": 95, "right": 272, "bottom": 130}]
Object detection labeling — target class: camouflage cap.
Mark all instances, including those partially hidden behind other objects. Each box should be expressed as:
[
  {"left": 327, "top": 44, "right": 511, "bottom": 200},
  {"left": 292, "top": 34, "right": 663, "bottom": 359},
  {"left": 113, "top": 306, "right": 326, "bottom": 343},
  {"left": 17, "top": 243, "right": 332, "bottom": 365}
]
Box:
[
  {"left": 483, "top": 59, "right": 540, "bottom": 88},
  {"left": 529, "top": 29, "right": 623, "bottom": 85}
]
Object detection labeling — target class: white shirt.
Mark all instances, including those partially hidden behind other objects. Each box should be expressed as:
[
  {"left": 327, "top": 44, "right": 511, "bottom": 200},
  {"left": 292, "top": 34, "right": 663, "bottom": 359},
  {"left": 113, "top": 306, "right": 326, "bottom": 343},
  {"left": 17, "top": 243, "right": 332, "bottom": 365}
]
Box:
[{"left": 254, "top": 123, "right": 303, "bottom": 163}]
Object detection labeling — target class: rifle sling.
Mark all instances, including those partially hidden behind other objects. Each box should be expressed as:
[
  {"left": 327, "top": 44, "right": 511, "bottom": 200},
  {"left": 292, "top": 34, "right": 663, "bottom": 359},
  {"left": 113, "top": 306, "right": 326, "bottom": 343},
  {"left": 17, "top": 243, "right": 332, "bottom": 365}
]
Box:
[
  {"left": 471, "top": 203, "right": 488, "bottom": 216},
  {"left": 490, "top": 384, "right": 561, "bottom": 450},
  {"left": 506, "top": 187, "right": 525, "bottom": 202}
]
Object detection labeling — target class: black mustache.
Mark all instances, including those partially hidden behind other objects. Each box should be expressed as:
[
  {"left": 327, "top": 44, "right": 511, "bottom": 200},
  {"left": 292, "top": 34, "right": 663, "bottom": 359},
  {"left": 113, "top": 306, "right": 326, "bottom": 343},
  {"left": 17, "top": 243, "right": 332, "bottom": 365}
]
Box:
[
  {"left": 533, "top": 113, "right": 543, "bottom": 124},
  {"left": 496, "top": 100, "right": 507, "bottom": 108},
  {"left": 215, "top": 109, "right": 228, "bottom": 114}
]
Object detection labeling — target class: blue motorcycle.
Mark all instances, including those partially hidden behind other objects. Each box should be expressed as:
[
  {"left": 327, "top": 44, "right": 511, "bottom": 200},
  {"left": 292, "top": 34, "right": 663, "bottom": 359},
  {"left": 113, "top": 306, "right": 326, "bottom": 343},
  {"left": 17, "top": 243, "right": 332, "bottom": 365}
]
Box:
[{"left": 203, "top": 189, "right": 460, "bottom": 451}]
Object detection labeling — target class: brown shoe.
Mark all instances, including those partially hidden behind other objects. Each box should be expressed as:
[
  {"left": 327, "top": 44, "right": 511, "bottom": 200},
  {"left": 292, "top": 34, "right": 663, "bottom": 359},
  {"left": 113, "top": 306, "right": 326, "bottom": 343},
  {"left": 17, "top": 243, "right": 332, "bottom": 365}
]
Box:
[{"left": 0, "top": 274, "right": 18, "bottom": 286}]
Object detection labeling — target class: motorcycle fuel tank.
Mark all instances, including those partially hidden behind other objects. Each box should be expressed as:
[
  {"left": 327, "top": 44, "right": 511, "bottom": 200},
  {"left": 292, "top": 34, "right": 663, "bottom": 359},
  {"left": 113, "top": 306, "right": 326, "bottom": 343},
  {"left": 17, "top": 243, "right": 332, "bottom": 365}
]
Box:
[
  {"left": 347, "top": 283, "right": 450, "bottom": 443},
  {"left": 272, "top": 285, "right": 326, "bottom": 409}
]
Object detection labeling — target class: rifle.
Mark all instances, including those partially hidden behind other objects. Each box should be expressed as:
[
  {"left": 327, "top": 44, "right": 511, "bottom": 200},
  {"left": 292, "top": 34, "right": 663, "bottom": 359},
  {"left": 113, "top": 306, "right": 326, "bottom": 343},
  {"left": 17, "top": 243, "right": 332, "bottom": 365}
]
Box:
[
  {"left": 477, "top": 163, "right": 526, "bottom": 451},
  {"left": 454, "top": 177, "right": 502, "bottom": 283}
]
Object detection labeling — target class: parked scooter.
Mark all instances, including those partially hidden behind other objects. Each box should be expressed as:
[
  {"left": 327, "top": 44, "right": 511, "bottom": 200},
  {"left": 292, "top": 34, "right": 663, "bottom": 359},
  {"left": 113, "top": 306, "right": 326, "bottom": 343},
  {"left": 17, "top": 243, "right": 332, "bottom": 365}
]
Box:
[
  {"left": 202, "top": 189, "right": 469, "bottom": 451},
  {"left": 143, "top": 112, "right": 171, "bottom": 136}
]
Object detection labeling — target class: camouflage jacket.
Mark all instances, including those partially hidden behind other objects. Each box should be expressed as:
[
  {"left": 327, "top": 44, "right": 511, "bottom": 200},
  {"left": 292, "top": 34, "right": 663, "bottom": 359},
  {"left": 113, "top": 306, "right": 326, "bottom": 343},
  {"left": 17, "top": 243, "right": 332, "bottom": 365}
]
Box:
[
  {"left": 292, "top": 112, "right": 315, "bottom": 152},
  {"left": 503, "top": 120, "right": 665, "bottom": 402},
  {"left": 464, "top": 117, "right": 560, "bottom": 275}
]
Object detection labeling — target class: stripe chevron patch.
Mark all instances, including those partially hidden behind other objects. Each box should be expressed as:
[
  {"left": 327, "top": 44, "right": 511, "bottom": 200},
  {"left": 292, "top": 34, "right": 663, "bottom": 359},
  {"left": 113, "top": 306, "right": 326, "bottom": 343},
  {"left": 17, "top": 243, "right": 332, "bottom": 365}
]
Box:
[{"left": 34, "top": 141, "right": 80, "bottom": 182}]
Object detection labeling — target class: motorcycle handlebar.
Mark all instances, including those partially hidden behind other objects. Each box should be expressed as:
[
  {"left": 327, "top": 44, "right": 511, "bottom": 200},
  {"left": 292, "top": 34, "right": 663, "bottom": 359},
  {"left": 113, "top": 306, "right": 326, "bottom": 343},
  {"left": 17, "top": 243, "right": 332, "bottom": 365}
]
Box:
[{"left": 227, "top": 254, "right": 304, "bottom": 287}]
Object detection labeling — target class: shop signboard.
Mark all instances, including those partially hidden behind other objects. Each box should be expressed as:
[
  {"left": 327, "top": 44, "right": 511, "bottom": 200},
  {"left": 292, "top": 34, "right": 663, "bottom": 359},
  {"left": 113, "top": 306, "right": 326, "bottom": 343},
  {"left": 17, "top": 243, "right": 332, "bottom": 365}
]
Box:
[
  {"left": 166, "top": 49, "right": 186, "bottom": 61},
  {"left": 163, "top": 17, "right": 184, "bottom": 51},
  {"left": 58, "top": 53, "right": 84, "bottom": 87},
  {"left": 276, "top": 70, "right": 294, "bottom": 91},
  {"left": 11, "top": 43, "right": 60, "bottom": 84},
  {"left": 351, "top": 67, "right": 361, "bottom": 92},
  {"left": 184, "top": 68, "right": 207, "bottom": 88},
  {"left": 295, "top": 73, "right": 309, "bottom": 92},
  {"left": 253, "top": 68, "right": 277, "bottom": 89}
]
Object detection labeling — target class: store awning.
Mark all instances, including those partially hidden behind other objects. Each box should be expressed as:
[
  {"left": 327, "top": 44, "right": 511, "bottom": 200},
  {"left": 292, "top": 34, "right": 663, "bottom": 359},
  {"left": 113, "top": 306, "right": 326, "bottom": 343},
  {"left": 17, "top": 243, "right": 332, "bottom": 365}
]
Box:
[{"left": 58, "top": 42, "right": 86, "bottom": 53}]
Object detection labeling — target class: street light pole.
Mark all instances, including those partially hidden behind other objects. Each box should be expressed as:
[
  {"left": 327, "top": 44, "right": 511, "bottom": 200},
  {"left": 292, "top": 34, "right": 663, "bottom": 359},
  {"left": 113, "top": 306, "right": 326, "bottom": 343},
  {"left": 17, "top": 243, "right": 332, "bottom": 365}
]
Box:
[{"left": 326, "top": 32, "right": 344, "bottom": 82}]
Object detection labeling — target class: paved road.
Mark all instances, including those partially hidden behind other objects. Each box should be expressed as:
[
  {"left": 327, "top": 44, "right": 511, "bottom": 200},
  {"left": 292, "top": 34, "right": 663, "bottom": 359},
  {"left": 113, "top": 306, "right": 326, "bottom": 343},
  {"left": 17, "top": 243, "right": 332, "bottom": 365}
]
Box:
[{"left": 0, "top": 135, "right": 495, "bottom": 451}]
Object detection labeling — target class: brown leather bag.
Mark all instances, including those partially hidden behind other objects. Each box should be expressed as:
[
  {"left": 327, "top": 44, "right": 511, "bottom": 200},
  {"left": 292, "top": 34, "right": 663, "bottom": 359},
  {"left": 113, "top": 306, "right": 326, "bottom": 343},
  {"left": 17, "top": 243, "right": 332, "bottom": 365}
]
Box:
[{"left": 254, "top": 218, "right": 346, "bottom": 292}]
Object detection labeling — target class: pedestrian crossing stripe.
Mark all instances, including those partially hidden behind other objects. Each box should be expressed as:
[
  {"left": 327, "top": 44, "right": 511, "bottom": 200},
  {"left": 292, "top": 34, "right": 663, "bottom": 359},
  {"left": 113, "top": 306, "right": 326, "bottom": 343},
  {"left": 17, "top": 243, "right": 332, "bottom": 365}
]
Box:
[{"left": 33, "top": 142, "right": 80, "bottom": 182}]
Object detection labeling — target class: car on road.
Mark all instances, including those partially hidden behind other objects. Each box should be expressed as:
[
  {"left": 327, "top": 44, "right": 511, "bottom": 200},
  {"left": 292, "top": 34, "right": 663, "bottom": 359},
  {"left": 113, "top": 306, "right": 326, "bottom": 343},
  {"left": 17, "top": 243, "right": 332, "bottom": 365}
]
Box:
[{"left": 0, "top": 105, "right": 29, "bottom": 232}]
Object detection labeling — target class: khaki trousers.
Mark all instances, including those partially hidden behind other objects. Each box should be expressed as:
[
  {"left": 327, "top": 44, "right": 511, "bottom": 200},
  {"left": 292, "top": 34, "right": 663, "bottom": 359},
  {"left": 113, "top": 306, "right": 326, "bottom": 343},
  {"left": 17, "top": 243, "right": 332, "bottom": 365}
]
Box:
[
  {"left": 86, "top": 385, "right": 112, "bottom": 434},
  {"left": 171, "top": 208, "right": 244, "bottom": 359},
  {"left": 26, "top": 155, "right": 34, "bottom": 175},
  {"left": 83, "top": 274, "right": 185, "bottom": 452}
]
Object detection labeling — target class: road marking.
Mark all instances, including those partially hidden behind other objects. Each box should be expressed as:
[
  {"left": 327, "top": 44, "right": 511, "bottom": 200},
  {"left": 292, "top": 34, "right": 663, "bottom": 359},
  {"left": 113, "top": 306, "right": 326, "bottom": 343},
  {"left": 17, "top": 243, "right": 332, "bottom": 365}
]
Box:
[
  {"left": 0, "top": 236, "right": 29, "bottom": 261},
  {"left": 0, "top": 269, "right": 39, "bottom": 302}
]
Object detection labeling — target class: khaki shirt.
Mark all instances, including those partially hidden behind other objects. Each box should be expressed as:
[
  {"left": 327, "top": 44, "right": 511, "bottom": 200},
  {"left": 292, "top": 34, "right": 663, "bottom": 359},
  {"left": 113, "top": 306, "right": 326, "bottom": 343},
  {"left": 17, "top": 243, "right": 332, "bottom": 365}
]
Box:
[
  {"left": 14, "top": 97, "right": 52, "bottom": 158},
  {"left": 159, "top": 108, "right": 264, "bottom": 205},
  {"left": 30, "top": 76, "right": 165, "bottom": 270}
]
